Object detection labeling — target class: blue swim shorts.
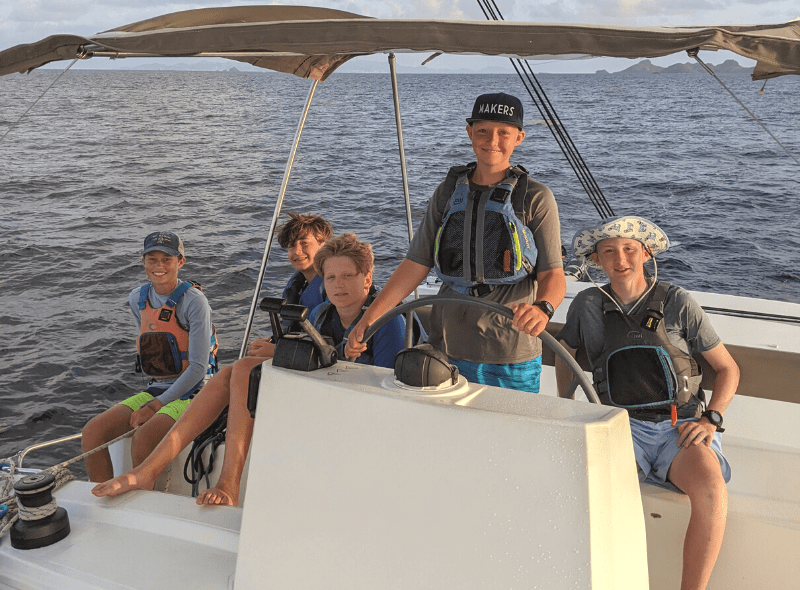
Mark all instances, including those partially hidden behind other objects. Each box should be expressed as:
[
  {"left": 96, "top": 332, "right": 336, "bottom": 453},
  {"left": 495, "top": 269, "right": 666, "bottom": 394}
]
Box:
[
  {"left": 451, "top": 356, "right": 542, "bottom": 393},
  {"left": 630, "top": 417, "right": 731, "bottom": 487}
]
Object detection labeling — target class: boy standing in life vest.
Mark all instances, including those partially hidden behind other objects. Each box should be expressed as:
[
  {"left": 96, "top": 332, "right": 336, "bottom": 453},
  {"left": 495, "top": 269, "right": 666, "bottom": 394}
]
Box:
[
  {"left": 347, "top": 93, "right": 565, "bottom": 392},
  {"left": 82, "top": 231, "right": 214, "bottom": 482},
  {"left": 556, "top": 216, "right": 739, "bottom": 590}
]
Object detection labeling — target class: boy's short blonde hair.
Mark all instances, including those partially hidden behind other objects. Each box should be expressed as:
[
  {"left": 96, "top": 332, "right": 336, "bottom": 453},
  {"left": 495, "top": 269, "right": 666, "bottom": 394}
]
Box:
[{"left": 314, "top": 233, "right": 374, "bottom": 277}]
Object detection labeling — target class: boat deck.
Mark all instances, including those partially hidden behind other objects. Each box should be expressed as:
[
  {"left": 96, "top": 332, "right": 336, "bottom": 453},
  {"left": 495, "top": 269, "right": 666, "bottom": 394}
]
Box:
[
  {"left": 640, "top": 394, "right": 800, "bottom": 588},
  {"left": 0, "top": 483, "right": 241, "bottom": 590}
]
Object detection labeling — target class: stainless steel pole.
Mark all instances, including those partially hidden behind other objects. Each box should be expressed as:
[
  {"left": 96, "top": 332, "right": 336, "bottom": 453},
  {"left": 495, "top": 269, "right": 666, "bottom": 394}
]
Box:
[
  {"left": 238, "top": 80, "right": 319, "bottom": 358},
  {"left": 389, "top": 53, "right": 418, "bottom": 348}
]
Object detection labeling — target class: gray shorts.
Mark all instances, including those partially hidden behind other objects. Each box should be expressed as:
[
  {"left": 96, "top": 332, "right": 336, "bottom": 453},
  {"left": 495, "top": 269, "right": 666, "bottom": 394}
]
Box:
[{"left": 630, "top": 417, "right": 731, "bottom": 487}]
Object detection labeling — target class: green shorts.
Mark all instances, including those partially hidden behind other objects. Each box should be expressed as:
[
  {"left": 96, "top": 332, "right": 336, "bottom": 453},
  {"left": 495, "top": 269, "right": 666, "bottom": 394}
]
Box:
[{"left": 118, "top": 391, "right": 191, "bottom": 421}]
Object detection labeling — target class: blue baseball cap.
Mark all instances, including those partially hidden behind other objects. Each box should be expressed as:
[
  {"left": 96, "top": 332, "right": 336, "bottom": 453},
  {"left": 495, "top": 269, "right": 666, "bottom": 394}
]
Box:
[
  {"left": 466, "top": 93, "right": 524, "bottom": 129},
  {"left": 142, "top": 231, "right": 185, "bottom": 258}
]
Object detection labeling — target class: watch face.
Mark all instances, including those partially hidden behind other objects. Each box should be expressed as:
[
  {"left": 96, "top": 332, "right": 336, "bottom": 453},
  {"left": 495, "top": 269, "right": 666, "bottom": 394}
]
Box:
[
  {"left": 537, "top": 301, "right": 554, "bottom": 318},
  {"left": 706, "top": 410, "right": 722, "bottom": 424}
]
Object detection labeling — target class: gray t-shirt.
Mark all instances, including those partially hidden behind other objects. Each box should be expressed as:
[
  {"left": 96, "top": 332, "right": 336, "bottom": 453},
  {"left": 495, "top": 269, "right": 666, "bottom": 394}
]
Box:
[
  {"left": 557, "top": 282, "right": 721, "bottom": 370},
  {"left": 407, "top": 169, "right": 563, "bottom": 364},
  {"left": 127, "top": 281, "right": 213, "bottom": 404}
]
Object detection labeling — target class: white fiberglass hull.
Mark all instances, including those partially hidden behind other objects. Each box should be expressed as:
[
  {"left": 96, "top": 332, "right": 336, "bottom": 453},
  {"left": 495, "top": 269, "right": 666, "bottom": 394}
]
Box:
[{"left": 2, "top": 283, "right": 799, "bottom": 590}]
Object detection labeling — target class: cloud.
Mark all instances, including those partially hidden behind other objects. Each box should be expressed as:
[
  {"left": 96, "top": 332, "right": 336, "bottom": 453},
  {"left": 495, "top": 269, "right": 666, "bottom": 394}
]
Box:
[
  {"left": 7, "top": 0, "right": 91, "bottom": 25},
  {"left": 286, "top": 0, "right": 478, "bottom": 19}
]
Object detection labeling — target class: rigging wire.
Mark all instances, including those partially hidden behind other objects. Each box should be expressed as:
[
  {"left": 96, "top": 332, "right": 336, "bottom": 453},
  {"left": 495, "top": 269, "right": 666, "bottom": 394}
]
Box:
[
  {"left": 689, "top": 50, "right": 800, "bottom": 168},
  {"left": 476, "top": 0, "right": 615, "bottom": 219},
  {"left": 0, "top": 58, "right": 79, "bottom": 145}
]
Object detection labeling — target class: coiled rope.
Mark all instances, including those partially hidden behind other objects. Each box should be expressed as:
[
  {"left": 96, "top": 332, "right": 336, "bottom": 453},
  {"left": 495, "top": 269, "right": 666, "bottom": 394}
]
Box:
[
  {"left": 184, "top": 407, "right": 228, "bottom": 497},
  {"left": 0, "top": 427, "right": 137, "bottom": 539}
]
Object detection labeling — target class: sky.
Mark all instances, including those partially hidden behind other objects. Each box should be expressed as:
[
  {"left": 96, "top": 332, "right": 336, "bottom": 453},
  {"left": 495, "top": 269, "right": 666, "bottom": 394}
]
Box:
[{"left": 1, "top": 0, "right": 798, "bottom": 73}]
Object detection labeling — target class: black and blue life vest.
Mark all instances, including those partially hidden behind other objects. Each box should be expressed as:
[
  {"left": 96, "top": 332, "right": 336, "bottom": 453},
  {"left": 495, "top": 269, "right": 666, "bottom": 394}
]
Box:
[
  {"left": 312, "top": 286, "right": 379, "bottom": 364},
  {"left": 434, "top": 164, "right": 538, "bottom": 295},
  {"left": 282, "top": 272, "right": 325, "bottom": 332},
  {"left": 311, "top": 286, "right": 426, "bottom": 364},
  {"left": 592, "top": 281, "right": 704, "bottom": 422}
]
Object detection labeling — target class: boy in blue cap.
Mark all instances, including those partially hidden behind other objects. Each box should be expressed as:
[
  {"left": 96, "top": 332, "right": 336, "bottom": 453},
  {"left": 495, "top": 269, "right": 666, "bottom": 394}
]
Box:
[
  {"left": 91, "top": 214, "right": 333, "bottom": 504},
  {"left": 82, "top": 231, "right": 214, "bottom": 482},
  {"left": 347, "top": 92, "right": 565, "bottom": 392}
]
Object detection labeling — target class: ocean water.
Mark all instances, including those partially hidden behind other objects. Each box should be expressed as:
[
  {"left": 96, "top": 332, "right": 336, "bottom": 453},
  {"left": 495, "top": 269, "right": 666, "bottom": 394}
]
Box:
[{"left": 1, "top": 69, "right": 799, "bottom": 475}]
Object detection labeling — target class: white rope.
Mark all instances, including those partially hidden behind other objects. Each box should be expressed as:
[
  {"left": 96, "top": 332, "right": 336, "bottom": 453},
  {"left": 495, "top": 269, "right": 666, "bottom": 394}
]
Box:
[
  {"left": 43, "top": 426, "right": 139, "bottom": 474},
  {"left": 0, "top": 429, "right": 132, "bottom": 539},
  {"left": 18, "top": 501, "right": 57, "bottom": 522},
  {"left": 1, "top": 466, "right": 19, "bottom": 538}
]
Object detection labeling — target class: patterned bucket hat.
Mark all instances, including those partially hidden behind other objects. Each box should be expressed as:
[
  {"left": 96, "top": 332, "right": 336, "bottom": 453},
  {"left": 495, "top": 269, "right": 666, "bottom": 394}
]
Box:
[{"left": 572, "top": 216, "right": 670, "bottom": 269}]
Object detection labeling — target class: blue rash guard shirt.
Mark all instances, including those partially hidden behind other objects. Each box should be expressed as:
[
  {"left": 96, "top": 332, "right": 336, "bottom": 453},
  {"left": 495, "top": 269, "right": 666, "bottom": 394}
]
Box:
[{"left": 309, "top": 303, "right": 406, "bottom": 369}]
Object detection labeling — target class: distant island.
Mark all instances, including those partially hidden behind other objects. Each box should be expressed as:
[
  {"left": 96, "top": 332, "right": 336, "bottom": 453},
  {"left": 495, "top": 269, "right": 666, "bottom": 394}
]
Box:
[
  {"left": 130, "top": 57, "right": 754, "bottom": 75},
  {"left": 41, "top": 57, "right": 753, "bottom": 75},
  {"left": 596, "top": 59, "right": 752, "bottom": 75}
]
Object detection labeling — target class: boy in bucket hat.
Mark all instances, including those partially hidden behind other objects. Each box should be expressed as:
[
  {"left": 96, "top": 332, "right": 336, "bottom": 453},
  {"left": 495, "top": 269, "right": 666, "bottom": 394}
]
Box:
[
  {"left": 346, "top": 92, "right": 565, "bottom": 392},
  {"left": 556, "top": 215, "right": 739, "bottom": 590},
  {"left": 82, "top": 231, "right": 215, "bottom": 482}
]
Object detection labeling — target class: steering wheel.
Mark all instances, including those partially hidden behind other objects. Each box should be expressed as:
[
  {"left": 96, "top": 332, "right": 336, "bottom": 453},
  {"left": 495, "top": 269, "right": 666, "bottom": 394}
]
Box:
[{"left": 362, "top": 293, "right": 600, "bottom": 404}]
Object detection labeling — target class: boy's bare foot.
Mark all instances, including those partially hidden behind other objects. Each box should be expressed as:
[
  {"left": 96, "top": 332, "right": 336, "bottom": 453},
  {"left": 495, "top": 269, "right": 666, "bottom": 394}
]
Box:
[
  {"left": 196, "top": 484, "right": 238, "bottom": 506},
  {"left": 91, "top": 470, "right": 156, "bottom": 497}
]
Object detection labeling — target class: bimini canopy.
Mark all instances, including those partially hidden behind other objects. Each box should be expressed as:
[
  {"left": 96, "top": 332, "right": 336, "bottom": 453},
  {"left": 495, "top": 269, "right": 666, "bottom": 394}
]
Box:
[{"left": 1, "top": 5, "right": 799, "bottom": 80}]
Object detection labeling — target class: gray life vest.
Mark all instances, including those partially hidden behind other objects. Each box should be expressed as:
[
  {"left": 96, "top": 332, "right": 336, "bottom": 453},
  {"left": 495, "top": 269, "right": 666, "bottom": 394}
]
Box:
[
  {"left": 434, "top": 164, "right": 537, "bottom": 295},
  {"left": 592, "top": 281, "right": 704, "bottom": 422}
]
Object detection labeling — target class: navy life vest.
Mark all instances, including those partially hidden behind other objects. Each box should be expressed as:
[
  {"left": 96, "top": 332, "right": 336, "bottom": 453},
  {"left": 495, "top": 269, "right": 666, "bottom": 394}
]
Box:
[
  {"left": 136, "top": 281, "right": 219, "bottom": 379},
  {"left": 312, "top": 286, "right": 425, "bottom": 364},
  {"left": 434, "top": 164, "right": 537, "bottom": 295},
  {"left": 282, "top": 272, "right": 325, "bottom": 332},
  {"left": 592, "top": 281, "right": 704, "bottom": 423}
]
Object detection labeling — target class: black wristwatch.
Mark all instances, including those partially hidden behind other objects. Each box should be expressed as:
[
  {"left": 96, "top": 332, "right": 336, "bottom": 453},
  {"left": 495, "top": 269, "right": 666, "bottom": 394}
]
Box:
[
  {"left": 701, "top": 410, "right": 725, "bottom": 433},
  {"left": 533, "top": 300, "right": 555, "bottom": 320}
]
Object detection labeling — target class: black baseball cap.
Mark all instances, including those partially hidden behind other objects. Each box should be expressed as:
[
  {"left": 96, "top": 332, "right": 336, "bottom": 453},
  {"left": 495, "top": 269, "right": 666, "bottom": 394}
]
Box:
[{"left": 466, "top": 93, "right": 524, "bottom": 129}]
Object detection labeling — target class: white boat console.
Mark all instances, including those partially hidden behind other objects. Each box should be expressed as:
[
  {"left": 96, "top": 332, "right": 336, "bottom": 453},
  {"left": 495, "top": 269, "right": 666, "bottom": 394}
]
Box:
[{"left": 235, "top": 360, "right": 649, "bottom": 589}]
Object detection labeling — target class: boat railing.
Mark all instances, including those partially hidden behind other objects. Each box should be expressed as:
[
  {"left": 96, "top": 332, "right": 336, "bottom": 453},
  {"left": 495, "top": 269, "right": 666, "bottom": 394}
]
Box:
[{"left": 3, "top": 433, "right": 82, "bottom": 472}]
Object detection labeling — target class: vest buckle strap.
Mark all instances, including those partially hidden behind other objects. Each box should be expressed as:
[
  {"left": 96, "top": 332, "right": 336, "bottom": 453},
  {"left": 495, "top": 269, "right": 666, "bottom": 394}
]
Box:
[{"left": 468, "top": 283, "right": 496, "bottom": 297}]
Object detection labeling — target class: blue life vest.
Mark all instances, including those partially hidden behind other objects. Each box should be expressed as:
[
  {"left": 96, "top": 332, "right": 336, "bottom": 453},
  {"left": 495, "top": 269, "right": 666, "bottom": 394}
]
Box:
[
  {"left": 312, "top": 286, "right": 379, "bottom": 364},
  {"left": 434, "top": 165, "right": 537, "bottom": 295},
  {"left": 311, "top": 286, "right": 426, "bottom": 365},
  {"left": 282, "top": 272, "right": 325, "bottom": 332}
]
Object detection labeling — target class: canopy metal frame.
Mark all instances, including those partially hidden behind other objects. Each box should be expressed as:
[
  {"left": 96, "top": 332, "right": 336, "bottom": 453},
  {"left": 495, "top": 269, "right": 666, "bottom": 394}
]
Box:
[
  {"left": 237, "top": 80, "right": 319, "bottom": 359},
  {"left": 237, "top": 53, "right": 418, "bottom": 358}
]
